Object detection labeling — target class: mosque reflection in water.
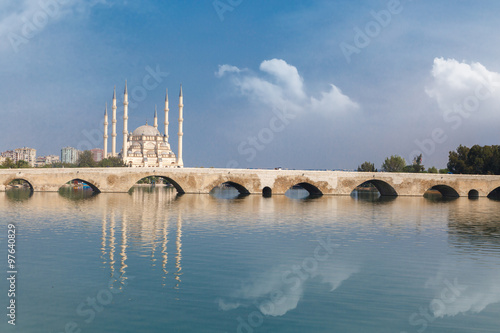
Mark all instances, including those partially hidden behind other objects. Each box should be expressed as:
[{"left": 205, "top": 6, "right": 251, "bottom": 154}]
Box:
[{"left": 102, "top": 186, "right": 182, "bottom": 290}]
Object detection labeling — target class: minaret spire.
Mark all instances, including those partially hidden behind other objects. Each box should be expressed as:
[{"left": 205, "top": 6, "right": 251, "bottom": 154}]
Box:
[
  {"left": 164, "top": 88, "right": 169, "bottom": 140},
  {"left": 123, "top": 80, "right": 129, "bottom": 163},
  {"left": 177, "top": 84, "right": 184, "bottom": 167},
  {"left": 103, "top": 103, "right": 108, "bottom": 158},
  {"left": 111, "top": 86, "right": 117, "bottom": 157},
  {"left": 154, "top": 105, "right": 158, "bottom": 130}
]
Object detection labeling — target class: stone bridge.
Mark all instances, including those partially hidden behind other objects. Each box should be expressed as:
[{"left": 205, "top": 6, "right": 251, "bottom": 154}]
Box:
[{"left": 1, "top": 167, "right": 500, "bottom": 198}]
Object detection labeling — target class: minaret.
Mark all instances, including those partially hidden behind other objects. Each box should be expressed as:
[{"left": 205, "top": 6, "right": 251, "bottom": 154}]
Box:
[
  {"left": 112, "top": 86, "right": 117, "bottom": 157},
  {"left": 154, "top": 105, "right": 158, "bottom": 130},
  {"left": 164, "top": 89, "right": 169, "bottom": 140},
  {"left": 123, "top": 81, "right": 129, "bottom": 162},
  {"left": 177, "top": 84, "right": 184, "bottom": 167},
  {"left": 103, "top": 103, "right": 108, "bottom": 158}
]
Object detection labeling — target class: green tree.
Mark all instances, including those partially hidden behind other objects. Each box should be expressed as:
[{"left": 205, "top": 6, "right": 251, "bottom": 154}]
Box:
[
  {"left": 447, "top": 145, "right": 500, "bottom": 175},
  {"left": 405, "top": 154, "right": 425, "bottom": 173},
  {"left": 77, "top": 150, "right": 96, "bottom": 168},
  {"left": 15, "top": 160, "right": 30, "bottom": 168},
  {"left": 381, "top": 155, "right": 406, "bottom": 172},
  {"left": 428, "top": 166, "right": 438, "bottom": 173},
  {"left": 357, "top": 161, "right": 377, "bottom": 172},
  {"left": 447, "top": 145, "right": 471, "bottom": 174},
  {"left": 98, "top": 157, "right": 125, "bottom": 167},
  {"left": 1, "top": 158, "right": 16, "bottom": 168}
]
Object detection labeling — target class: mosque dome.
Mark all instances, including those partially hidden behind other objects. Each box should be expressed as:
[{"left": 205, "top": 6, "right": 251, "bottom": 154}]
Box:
[{"left": 132, "top": 124, "right": 161, "bottom": 136}]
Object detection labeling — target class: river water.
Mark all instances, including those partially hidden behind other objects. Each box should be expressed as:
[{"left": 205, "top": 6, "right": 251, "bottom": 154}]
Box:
[{"left": 1, "top": 186, "right": 500, "bottom": 333}]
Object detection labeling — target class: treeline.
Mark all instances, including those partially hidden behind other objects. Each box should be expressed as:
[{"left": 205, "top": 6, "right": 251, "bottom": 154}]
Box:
[
  {"left": 447, "top": 145, "right": 500, "bottom": 175},
  {"left": 358, "top": 144, "right": 500, "bottom": 175},
  {"left": 358, "top": 154, "right": 446, "bottom": 174},
  {"left": 0, "top": 159, "right": 31, "bottom": 169}
]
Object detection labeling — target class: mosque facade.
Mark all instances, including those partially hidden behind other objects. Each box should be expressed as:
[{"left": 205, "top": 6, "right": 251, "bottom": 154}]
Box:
[{"left": 103, "top": 83, "right": 184, "bottom": 168}]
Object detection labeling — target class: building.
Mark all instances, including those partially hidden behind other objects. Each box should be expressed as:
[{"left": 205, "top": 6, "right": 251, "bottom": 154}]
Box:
[
  {"left": 45, "top": 155, "right": 60, "bottom": 164},
  {"left": 1, "top": 150, "right": 15, "bottom": 160},
  {"left": 90, "top": 148, "right": 104, "bottom": 162},
  {"left": 35, "top": 155, "right": 60, "bottom": 167},
  {"left": 61, "top": 147, "right": 81, "bottom": 164},
  {"left": 14, "top": 147, "right": 37, "bottom": 167},
  {"left": 103, "top": 83, "right": 184, "bottom": 168}
]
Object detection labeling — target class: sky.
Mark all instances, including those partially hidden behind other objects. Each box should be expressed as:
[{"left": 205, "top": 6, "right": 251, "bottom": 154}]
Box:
[{"left": 1, "top": 0, "right": 500, "bottom": 170}]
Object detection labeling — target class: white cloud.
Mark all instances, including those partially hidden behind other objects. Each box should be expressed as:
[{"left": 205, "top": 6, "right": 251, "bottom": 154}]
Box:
[
  {"left": 216, "top": 59, "right": 359, "bottom": 115},
  {"left": 215, "top": 64, "right": 242, "bottom": 78},
  {"left": 260, "top": 59, "right": 306, "bottom": 100},
  {"left": 425, "top": 58, "right": 500, "bottom": 116},
  {"left": 0, "top": 0, "right": 113, "bottom": 53},
  {"left": 311, "top": 84, "right": 360, "bottom": 114}
]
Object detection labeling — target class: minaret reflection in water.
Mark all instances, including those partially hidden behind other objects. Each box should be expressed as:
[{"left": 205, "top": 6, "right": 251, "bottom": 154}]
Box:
[
  {"left": 100, "top": 186, "right": 182, "bottom": 290},
  {"left": 174, "top": 211, "right": 183, "bottom": 290},
  {"left": 120, "top": 210, "right": 129, "bottom": 290}
]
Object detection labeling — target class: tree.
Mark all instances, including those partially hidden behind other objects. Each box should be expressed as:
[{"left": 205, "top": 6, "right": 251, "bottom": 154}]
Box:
[
  {"left": 447, "top": 145, "right": 471, "bottom": 174},
  {"left": 428, "top": 166, "right": 438, "bottom": 173},
  {"left": 1, "top": 158, "right": 15, "bottom": 168},
  {"left": 15, "top": 160, "right": 30, "bottom": 168},
  {"left": 77, "top": 150, "right": 96, "bottom": 168},
  {"left": 98, "top": 157, "right": 125, "bottom": 167},
  {"left": 404, "top": 154, "right": 425, "bottom": 173},
  {"left": 447, "top": 145, "right": 500, "bottom": 175},
  {"left": 357, "top": 161, "right": 377, "bottom": 172},
  {"left": 381, "top": 155, "right": 406, "bottom": 172}
]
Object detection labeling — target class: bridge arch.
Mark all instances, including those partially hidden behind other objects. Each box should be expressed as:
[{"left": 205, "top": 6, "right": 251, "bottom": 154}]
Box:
[
  {"left": 488, "top": 187, "right": 500, "bottom": 200},
  {"left": 129, "top": 175, "right": 185, "bottom": 194},
  {"left": 285, "top": 182, "right": 323, "bottom": 199},
  {"left": 296, "top": 182, "right": 323, "bottom": 196},
  {"left": 262, "top": 186, "right": 272, "bottom": 197},
  {"left": 468, "top": 189, "right": 479, "bottom": 199},
  {"left": 353, "top": 179, "right": 398, "bottom": 197},
  {"left": 211, "top": 181, "right": 250, "bottom": 195},
  {"left": 209, "top": 181, "right": 250, "bottom": 199},
  {"left": 60, "top": 178, "right": 101, "bottom": 193},
  {"left": 4, "top": 178, "right": 34, "bottom": 191},
  {"left": 427, "top": 185, "right": 459, "bottom": 198}
]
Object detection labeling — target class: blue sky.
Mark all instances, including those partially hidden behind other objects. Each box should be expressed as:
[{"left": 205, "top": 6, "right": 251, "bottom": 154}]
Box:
[{"left": 1, "top": 0, "right": 500, "bottom": 170}]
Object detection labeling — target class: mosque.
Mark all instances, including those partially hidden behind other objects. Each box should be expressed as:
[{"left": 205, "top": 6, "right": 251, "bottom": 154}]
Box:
[{"left": 103, "top": 83, "right": 184, "bottom": 168}]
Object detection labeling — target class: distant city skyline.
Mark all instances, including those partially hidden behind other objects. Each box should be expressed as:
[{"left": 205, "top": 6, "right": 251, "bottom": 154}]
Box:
[{"left": 1, "top": 1, "right": 499, "bottom": 170}]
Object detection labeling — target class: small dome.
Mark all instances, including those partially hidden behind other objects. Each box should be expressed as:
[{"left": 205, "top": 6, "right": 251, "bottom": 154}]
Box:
[{"left": 132, "top": 124, "right": 161, "bottom": 136}]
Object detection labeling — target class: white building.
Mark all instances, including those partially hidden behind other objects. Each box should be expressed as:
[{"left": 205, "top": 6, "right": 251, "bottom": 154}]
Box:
[
  {"left": 103, "top": 83, "right": 184, "bottom": 168},
  {"left": 14, "top": 147, "right": 36, "bottom": 167},
  {"left": 35, "top": 155, "right": 60, "bottom": 167},
  {"left": 90, "top": 148, "right": 104, "bottom": 162},
  {"left": 61, "top": 147, "right": 80, "bottom": 164}
]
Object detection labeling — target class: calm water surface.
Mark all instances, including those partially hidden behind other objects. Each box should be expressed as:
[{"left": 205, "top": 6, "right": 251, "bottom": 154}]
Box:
[{"left": 1, "top": 187, "right": 500, "bottom": 332}]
